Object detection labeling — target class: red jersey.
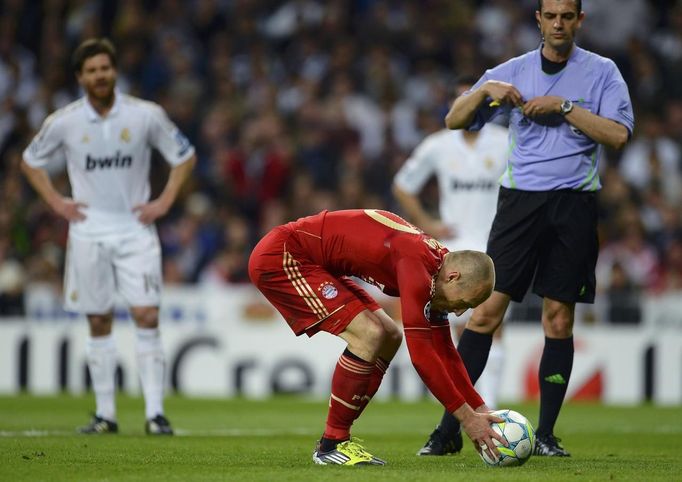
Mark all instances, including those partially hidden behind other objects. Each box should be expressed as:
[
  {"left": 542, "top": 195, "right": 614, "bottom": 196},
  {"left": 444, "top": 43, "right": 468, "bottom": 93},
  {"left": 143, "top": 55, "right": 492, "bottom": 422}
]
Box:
[
  {"left": 291, "top": 209, "right": 442, "bottom": 305},
  {"left": 250, "top": 209, "right": 484, "bottom": 413}
]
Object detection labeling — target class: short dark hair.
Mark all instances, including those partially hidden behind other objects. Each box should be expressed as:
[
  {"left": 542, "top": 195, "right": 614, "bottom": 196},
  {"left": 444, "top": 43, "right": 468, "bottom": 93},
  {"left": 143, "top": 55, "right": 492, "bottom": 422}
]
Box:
[
  {"left": 72, "top": 38, "right": 117, "bottom": 73},
  {"left": 537, "top": 0, "right": 582, "bottom": 14}
]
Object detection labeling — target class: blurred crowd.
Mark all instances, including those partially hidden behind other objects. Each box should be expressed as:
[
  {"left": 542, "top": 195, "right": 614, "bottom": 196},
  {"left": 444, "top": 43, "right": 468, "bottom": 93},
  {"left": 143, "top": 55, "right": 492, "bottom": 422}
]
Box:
[{"left": 1, "top": 0, "right": 681, "bottom": 323}]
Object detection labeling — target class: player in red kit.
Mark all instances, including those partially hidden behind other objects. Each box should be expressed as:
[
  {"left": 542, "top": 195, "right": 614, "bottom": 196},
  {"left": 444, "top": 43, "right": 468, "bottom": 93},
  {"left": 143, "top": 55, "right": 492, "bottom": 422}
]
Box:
[{"left": 248, "top": 209, "right": 507, "bottom": 466}]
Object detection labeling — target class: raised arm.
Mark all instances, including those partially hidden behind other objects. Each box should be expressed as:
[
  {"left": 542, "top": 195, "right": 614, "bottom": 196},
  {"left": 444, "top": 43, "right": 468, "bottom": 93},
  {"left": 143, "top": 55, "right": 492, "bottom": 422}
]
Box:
[
  {"left": 564, "top": 106, "right": 629, "bottom": 150},
  {"left": 445, "top": 81, "right": 524, "bottom": 130},
  {"left": 521, "top": 97, "right": 629, "bottom": 150},
  {"left": 522, "top": 61, "right": 633, "bottom": 151}
]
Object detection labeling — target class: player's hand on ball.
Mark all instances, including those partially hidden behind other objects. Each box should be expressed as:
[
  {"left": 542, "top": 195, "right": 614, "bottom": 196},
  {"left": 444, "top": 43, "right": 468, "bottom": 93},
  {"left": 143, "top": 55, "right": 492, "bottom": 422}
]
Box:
[
  {"left": 475, "top": 403, "right": 493, "bottom": 414},
  {"left": 460, "top": 410, "right": 508, "bottom": 461}
]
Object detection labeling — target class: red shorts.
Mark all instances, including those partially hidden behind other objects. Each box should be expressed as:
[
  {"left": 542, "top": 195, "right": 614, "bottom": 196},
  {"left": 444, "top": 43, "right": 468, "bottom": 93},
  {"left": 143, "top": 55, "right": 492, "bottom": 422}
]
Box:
[{"left": 248, "top": 226, "right": 380, "bottom": 337}]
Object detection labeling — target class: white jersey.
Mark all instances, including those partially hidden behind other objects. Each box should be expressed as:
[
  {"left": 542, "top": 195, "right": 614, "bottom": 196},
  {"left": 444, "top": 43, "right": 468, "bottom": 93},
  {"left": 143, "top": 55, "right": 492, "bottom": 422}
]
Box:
[
  {"left": 394, "top": 125, "right": 509, "bottom": 251},
  {"left": 23, "top": 92, "right": 194, "bottom": 238}
]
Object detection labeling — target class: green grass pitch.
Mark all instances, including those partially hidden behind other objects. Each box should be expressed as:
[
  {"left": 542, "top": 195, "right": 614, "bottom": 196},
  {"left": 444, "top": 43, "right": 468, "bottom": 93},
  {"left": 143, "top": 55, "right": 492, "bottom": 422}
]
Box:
[{"left": 0, "top": 395, "right": 679, "bottom": 481}]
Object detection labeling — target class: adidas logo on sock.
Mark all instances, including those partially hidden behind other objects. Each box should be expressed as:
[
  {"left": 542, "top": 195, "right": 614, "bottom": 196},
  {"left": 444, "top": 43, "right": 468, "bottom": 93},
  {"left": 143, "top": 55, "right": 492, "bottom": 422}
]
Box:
[{"left": 544, "top": 374, "right": 567, "bottom": 384}]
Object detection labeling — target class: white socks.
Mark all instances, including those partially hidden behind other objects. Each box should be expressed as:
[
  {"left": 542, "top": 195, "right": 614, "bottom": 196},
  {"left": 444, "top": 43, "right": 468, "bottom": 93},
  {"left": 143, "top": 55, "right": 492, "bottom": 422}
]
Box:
[
  {"left": 86, "top": 334, "right": 117, "bottom": 421},
  {"left": 136, "top": 327, "right": 166, "bottom": 419},
  {"left": 475, "top": 340, "right": 505, "bottom": 409}
]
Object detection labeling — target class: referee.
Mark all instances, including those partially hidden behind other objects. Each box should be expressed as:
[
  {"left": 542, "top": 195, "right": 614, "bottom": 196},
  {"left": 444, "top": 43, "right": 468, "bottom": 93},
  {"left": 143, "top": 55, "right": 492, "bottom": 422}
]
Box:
[{"left": 422, "top": 0, "right": 634, "bottom": 457}]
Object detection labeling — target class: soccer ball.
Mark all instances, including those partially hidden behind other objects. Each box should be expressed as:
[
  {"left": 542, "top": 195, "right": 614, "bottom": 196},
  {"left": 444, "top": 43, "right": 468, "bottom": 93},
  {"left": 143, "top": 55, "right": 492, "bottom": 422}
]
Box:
[{"left": 479, "top": 409, "right": 535, "bottom": 467}]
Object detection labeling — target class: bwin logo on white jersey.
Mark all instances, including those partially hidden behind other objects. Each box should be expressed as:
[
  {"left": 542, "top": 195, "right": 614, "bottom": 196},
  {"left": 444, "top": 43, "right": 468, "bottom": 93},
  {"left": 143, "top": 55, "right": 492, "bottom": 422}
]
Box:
[
  {"left": 451, "top": 179, "right": 497, "bottom": 190},
  {"left": 86, "top": 152, "right": 133, "bottom": 171}
]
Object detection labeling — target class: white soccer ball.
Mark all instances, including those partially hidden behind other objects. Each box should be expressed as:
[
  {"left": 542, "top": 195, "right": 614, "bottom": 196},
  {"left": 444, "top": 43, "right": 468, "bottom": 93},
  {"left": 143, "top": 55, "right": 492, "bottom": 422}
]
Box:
[{"left": 479, "top": 409, "right": 535, "bottom": 467}]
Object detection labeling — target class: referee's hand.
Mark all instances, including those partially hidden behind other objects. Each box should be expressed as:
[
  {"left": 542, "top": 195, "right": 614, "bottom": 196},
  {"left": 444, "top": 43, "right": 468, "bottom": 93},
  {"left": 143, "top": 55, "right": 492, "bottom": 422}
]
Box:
[
  {"left": 482, "top": 80, "right": 524, "bottom": 107},
  {"left": 522, "top": 96, "right": 564, "bottom": 117}
]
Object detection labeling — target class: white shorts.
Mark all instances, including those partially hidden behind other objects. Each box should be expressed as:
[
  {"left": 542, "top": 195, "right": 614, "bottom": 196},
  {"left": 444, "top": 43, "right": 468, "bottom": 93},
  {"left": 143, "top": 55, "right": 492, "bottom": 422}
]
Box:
[{"left": 63, "top": 227, "right": 162, "bottom": 314}]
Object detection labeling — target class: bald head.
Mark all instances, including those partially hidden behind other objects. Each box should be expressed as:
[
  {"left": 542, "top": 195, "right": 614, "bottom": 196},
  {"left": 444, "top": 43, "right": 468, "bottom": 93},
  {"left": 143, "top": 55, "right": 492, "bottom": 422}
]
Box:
[
  {"left": 431, "top": 250, "right": 496, "bottom": 315},
  {"left": 448, "top": 250, "right": 495, "bottom": 296}
]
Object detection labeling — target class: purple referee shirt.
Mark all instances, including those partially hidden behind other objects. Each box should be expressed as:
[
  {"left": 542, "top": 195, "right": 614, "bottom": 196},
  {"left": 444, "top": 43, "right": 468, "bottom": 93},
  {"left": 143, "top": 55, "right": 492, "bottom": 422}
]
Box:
[{"left": 467, "top": 44, "right": 635, "bottom": 191}]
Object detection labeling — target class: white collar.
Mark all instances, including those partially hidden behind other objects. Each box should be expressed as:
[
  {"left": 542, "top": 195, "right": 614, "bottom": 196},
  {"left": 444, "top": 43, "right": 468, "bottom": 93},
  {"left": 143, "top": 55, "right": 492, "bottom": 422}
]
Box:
[{"left": 84, "top": 90, "right": 121, "bottom": 122}]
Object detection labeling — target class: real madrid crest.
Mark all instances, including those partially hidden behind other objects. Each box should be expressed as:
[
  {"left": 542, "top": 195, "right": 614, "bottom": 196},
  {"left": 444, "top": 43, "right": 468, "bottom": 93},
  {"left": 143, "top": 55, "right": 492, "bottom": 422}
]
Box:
[
  {"left": 318, "top": 281, "right": 338, "bottom": 300},
  {"left": 120, "top": 127, "right": 131, "bottom": 143}
]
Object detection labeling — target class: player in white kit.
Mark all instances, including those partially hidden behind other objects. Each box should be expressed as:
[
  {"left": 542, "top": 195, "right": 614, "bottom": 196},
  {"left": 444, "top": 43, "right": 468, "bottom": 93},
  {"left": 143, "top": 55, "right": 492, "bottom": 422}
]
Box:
[
  {"left": 21, "top": 38, "right": 196, "bottom": 435},
  {"left": 393, "top": 76, "right": 508, "bottom": 455}
]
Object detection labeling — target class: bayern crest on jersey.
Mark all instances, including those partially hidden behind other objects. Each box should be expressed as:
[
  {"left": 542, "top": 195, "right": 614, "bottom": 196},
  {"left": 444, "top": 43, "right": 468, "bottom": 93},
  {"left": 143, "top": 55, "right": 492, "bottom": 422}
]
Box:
[
  {"left": 318, "top": 281, "right": 338, "bottom": 299},
  {"left": 423, "top": 301, "right": 431, "bottom": 320}
]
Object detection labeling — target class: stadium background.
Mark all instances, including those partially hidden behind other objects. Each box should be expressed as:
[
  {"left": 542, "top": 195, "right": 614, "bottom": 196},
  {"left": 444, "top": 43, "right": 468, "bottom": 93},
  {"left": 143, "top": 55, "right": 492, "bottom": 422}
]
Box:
[{"left": 0, "top": 0, "right": 681, "bottom": 406}]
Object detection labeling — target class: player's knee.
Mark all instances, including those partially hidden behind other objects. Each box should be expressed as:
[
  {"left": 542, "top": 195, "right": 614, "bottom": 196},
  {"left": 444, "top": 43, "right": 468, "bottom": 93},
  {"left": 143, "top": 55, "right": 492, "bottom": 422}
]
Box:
[
  {"left": 131, "top": 307, "right": 159, "bottom": 329},
  {"left": 542, "top": 301, "right": 574, "bottom": 337},
  {"left": 543, "top": 315, "right": 573, "bottom": 337},
  {"left": 383, "top": 321, "right": 403, "bottom": 349},
  {"left": 363, "top": 317, "right": 387, "bottom": 351},
  {"left": 466, "top": 311, "right": 501, "bottom": 333},
  {"left": 342, "top": 311, "right": 395, "bottom": 359}
]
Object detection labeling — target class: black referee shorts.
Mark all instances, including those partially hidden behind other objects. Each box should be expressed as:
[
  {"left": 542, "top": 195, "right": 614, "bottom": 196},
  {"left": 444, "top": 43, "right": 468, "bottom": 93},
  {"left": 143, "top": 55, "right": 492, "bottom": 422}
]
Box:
[{"left": 487, "top": 187, "right": 599, "bottom": 304}]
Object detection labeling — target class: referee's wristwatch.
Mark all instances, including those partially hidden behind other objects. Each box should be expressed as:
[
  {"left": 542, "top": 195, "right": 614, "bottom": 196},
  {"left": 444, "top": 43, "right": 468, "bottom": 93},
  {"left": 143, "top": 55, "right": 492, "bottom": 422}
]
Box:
[{"left": 560, "top": 98, "right": 574, "bottom": 116}]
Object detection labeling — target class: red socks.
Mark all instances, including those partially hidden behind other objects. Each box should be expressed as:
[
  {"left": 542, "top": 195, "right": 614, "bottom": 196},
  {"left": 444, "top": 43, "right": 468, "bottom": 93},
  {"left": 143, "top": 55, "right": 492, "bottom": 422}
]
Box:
[
  {"left": 323, "top": 350, "right": 375, "bottom": 441},
  {"left": 358, "top": 357, "right": 389, "bottom": 415}
]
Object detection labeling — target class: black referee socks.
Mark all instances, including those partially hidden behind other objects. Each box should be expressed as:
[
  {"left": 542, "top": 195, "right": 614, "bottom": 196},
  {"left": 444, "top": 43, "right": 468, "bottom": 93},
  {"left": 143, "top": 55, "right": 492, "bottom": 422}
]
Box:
[
  {"left": 537, "top": 336, "right": 574, "bottom": 437},
  {"left": 437, "top": 329, "right": 494, "bottom": 434},
  {"left": 456, "top": 328, "right": 494, "bottom": 385}
]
